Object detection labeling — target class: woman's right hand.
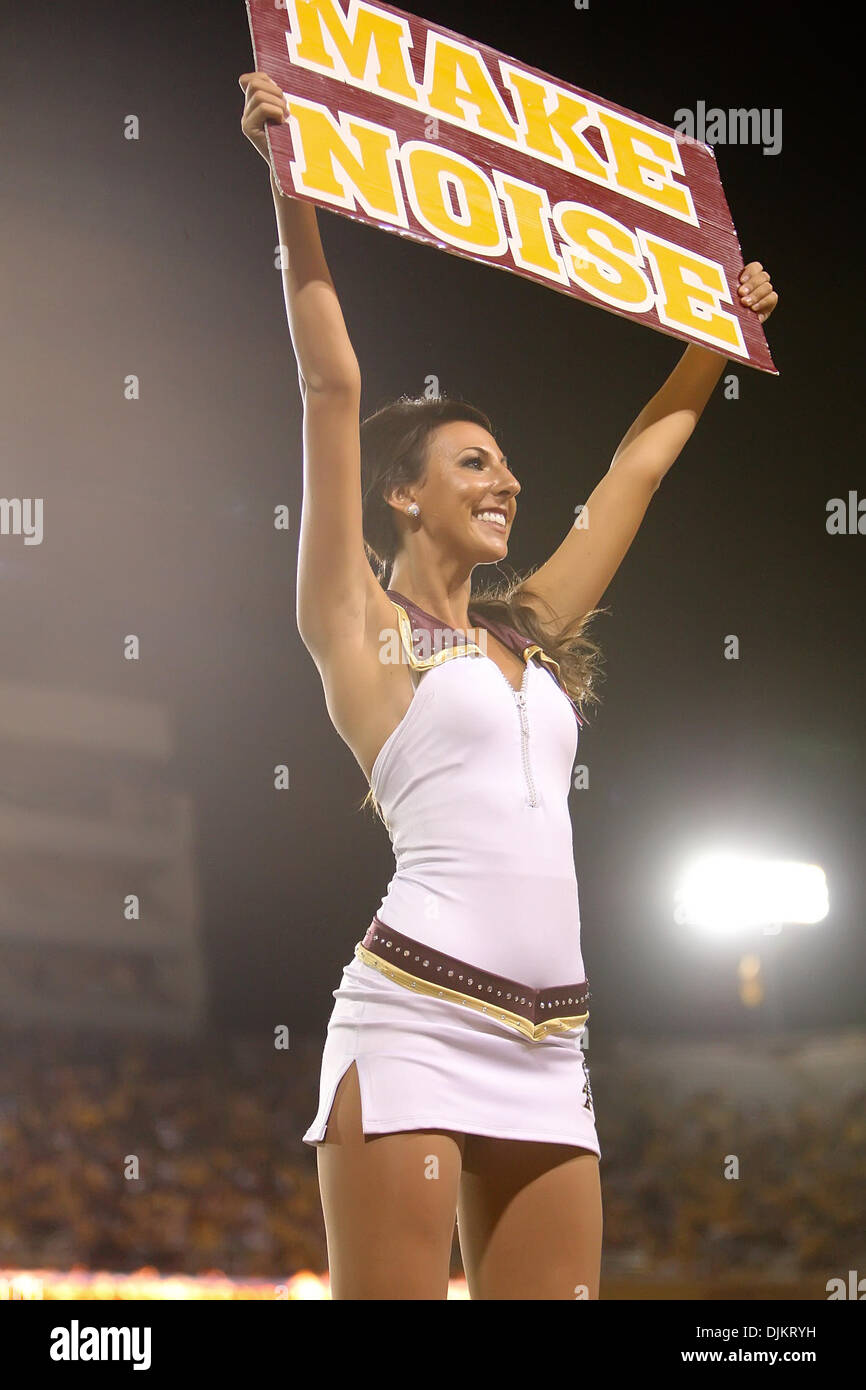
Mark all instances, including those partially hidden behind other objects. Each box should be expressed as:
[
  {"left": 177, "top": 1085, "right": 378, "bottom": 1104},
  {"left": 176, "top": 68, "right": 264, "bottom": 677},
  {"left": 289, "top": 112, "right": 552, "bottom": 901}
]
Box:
[{"left": 239, "top": 71, "right": 288, "bottom": 166}]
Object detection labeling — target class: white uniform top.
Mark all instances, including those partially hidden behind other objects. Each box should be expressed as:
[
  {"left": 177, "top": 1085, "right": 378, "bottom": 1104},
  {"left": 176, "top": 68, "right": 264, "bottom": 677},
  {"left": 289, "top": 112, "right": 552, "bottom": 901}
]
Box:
[{"left": 370, "top": 593, "right": 586, "bottom": 989}]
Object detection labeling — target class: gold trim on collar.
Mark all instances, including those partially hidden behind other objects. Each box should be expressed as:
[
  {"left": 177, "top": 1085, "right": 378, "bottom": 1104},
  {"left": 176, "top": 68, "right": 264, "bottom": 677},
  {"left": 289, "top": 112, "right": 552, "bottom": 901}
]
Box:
[
  {"left": 526, "top": 645, "right": 564, "bottom": 681},
  {"left": 391, "top": 599, "right": 567, "bottom": 679},
  {"left": 355, "top": 942, "right": 589, "bottom": 1042},
  {"left": 389, "top": 598, "right": 484, "bottom": 670}
]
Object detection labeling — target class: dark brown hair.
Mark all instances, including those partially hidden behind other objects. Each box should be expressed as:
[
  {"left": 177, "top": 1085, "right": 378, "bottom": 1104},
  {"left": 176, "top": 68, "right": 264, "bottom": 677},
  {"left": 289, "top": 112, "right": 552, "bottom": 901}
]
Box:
[{"left": 358, "top": 393, "right": 609, "bottom": 823}]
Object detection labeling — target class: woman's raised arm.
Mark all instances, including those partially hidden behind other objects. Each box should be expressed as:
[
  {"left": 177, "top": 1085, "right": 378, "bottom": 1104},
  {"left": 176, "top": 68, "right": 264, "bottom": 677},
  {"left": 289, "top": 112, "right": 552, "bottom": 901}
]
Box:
[
  {"left": 240, "top": 72, "right": 374, "bottom": 657},
  {"left": 269, "top": 175, "right": 361, "bottom": 395}
]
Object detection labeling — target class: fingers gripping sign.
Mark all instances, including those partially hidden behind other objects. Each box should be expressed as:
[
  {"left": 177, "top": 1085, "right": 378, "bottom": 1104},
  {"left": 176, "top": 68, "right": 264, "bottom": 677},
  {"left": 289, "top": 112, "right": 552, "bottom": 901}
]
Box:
[
  {"left": 239, "top": 70, "right": 289, "bottom": 166},
  {"left": 737, "top": 261, "right": 779, "bottom": 325}
]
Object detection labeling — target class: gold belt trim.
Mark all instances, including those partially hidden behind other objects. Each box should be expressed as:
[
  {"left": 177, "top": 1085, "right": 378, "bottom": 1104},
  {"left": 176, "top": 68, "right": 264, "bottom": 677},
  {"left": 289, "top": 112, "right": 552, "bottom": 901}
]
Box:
[{"left": 354, "top": 941, "right": 589, "bottom": 1042}]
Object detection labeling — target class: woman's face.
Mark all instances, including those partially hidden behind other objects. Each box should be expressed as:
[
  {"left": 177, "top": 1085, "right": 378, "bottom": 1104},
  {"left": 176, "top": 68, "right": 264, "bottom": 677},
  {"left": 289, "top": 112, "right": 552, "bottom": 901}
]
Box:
[{"left": 401, "top": 420, "right": 521, "bottom": 562}]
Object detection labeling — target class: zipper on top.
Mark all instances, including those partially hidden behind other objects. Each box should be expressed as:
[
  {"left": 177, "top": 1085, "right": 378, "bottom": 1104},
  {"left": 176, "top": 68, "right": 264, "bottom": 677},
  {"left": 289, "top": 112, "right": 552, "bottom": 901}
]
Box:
[{"left": 486, "top": 658, "right": 539, "bottom": 808}]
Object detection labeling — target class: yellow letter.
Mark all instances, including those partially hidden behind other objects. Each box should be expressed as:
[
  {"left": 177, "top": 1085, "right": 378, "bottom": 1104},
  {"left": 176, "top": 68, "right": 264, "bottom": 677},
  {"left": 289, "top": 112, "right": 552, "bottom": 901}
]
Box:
[
  {"left": 287, "top": 97, "right": 407, "bottom": 225},
  {"left": 422, "top": 34, "right": 517, "bottom": 142},
  {"left": 501, "top": 65, "right": 610, "bottom": 185},
  {"left": 402, "top": 143, "right": 506, "bottom": 254},
  {"left": 596, "top": 111, "right": 696, "bottom": 223},
  {"left": 555, "top": 204, "right": 653, "bottom": 310},
  {"left": 494, "top": 172, "right": 567, "bottom": 285},
  {"left": 286, "top": 0, "right": 418, "bottom": 102},
  {"left": 640, "top": 232, "right": 745, "bottom": 355}
]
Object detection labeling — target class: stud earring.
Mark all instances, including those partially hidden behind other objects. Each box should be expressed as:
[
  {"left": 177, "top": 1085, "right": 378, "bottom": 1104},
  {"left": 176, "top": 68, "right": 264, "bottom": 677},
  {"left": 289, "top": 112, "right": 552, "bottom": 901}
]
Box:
[{"left": 407, "top": 503, "right": 420, "bottom": 518}]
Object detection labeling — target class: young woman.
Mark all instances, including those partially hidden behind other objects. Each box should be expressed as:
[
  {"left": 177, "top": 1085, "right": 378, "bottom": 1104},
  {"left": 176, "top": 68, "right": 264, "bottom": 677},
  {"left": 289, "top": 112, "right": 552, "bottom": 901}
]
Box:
[{"left": 240, "top": 70, "right": 778, "bottom": 1300}]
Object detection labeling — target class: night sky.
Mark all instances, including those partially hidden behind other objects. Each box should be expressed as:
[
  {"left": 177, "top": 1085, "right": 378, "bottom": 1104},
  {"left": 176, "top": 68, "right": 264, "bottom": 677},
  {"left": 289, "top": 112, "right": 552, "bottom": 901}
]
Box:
[{"left": 3, "top": 0, "right": 861, "bottom": 1043}]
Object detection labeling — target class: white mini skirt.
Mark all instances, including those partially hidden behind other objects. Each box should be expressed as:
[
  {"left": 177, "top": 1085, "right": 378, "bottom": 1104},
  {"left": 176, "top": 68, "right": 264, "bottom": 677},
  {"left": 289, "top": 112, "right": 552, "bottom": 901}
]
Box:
[{"left": 302, "top": 949, "right": 600, "bottom": 1154}]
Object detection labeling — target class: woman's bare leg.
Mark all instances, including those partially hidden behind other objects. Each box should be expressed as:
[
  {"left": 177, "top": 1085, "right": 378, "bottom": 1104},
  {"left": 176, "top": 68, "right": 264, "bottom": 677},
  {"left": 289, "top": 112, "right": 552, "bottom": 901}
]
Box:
[
  {"left": 457, "top": 1134, "right": 602, "bottom": 1299},
  {"left": 316, "top": 1061, "right": 465, "bottom": 1299}
]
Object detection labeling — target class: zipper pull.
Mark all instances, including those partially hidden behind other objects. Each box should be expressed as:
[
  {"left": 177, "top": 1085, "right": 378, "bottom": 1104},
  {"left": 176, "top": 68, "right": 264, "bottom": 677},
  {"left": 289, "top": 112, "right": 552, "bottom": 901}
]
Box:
[{"left": 515, "top": 690, "right": 529, "bottom": 732}]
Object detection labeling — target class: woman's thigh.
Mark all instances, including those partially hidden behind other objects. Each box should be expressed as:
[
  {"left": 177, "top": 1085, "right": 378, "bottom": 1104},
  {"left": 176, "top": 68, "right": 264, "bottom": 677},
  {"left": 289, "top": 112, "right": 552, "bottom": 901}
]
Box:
[
  {"left": 316, "top": 1060, "right": 465, "bottom": 1299},
  {"left": 457, "top": 1133, "right": 603, "bottom": 1299}
]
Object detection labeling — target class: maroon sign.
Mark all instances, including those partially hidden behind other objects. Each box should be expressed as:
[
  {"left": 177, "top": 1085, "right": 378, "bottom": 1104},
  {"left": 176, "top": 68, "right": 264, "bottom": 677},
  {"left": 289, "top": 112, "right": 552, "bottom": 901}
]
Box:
[{"left": 247, "top": 0, "right": 776, "bottom": 373}]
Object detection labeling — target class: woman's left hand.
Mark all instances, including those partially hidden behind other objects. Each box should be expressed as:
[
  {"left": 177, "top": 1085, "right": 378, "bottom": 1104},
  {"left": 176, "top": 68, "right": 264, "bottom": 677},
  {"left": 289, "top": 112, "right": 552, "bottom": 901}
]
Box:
[{"left": 737, "top": 261, "right": 778, "bottom": 324}]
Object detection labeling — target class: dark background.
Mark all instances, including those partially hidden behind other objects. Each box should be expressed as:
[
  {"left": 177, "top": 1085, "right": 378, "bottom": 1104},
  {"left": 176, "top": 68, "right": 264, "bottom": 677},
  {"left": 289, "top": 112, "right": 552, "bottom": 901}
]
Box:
[{"left": 3, "top": 0, "right": 861, "bottom": 1042}]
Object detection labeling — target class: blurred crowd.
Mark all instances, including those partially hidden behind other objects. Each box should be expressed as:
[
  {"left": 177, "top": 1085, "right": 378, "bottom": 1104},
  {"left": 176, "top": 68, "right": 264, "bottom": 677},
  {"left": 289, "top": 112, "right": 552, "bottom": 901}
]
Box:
[
  {"left": 599, "top": 1071, "right": 865, "bottom": 1280},
  {"left": 0, "top": 1026, "right": 326, "bottom": 1276},
  {"left": 0, "top": 1023, "right": 862, "bottom": 1281}
]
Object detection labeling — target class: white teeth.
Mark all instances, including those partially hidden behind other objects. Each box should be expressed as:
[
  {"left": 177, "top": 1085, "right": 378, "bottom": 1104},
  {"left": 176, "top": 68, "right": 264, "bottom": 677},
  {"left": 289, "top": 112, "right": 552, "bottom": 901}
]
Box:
[{"left": 475, "top": 510, "right": 506, "bottom": 529}]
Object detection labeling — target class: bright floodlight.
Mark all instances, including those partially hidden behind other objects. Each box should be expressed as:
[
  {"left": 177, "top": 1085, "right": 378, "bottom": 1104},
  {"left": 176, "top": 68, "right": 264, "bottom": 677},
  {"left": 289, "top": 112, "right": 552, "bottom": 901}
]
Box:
[{"left": 674, "top": 852, "right": 829, "bottom": 934}]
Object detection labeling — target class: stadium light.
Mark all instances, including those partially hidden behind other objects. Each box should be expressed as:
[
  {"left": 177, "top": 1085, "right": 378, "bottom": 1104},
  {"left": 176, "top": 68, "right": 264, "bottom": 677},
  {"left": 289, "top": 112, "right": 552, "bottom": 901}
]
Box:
[{"left": 673, "top": 851, "right": 829, "bottom": 936}]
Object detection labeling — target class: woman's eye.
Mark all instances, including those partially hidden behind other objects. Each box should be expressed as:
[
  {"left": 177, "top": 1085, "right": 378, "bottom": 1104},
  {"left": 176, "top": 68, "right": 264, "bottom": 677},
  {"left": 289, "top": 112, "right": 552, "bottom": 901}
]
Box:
[{"left": 464, "top": 456, "right": 484, "bottom": 468}]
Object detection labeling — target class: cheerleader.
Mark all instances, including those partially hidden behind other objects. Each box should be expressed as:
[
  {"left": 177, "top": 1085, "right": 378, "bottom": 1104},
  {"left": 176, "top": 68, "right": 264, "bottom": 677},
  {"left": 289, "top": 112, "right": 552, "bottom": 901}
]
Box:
[{"left": 240, "top": 70, "right": 777, "bottom": 1300}]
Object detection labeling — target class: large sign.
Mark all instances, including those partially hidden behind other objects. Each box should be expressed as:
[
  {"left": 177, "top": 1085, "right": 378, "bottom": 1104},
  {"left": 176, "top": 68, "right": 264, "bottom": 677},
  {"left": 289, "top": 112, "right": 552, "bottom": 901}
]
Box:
[{"left": 247, "top": 0, "right": 776, "bottom": 373}]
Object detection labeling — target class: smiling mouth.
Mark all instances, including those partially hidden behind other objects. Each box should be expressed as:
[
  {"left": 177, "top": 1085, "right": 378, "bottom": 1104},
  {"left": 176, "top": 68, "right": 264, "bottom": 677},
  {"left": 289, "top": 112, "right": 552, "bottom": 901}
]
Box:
[{"left": 473, "top": 511, "right": 508, "bottom": 531}]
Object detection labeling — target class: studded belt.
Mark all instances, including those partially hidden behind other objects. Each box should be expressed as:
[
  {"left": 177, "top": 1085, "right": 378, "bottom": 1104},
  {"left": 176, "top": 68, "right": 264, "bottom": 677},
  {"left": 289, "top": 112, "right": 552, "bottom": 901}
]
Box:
[{"left": 354, "top": 916, "right": 590, "bottom": 1042}]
